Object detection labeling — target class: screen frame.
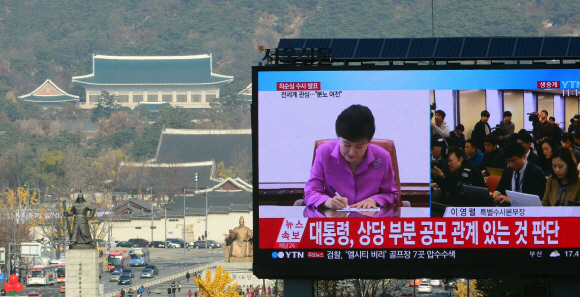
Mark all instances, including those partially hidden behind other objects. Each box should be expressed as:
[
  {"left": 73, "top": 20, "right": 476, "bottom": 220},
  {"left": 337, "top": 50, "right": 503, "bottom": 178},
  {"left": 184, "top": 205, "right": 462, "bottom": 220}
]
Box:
[{"left": 252, "top": 63, "right": 580, "bottom": 279}]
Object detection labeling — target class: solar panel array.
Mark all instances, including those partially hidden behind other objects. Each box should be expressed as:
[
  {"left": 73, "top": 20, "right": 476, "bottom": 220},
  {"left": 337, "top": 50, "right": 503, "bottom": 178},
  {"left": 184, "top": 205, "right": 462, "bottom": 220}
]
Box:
[{"left": 277, "top": 37, "right": 580, "bottom": 60}]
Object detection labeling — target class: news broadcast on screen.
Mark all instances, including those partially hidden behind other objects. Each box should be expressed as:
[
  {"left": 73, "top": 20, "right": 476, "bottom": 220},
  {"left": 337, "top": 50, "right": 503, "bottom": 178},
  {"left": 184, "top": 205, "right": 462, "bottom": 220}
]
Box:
[{"left": 252, "top": 66, "right": 580, "bottom": 278}]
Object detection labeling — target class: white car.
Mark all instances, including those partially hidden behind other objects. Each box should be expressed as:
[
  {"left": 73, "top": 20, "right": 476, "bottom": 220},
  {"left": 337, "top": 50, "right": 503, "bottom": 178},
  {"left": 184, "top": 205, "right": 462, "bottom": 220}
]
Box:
[
  {"left": 429, "top": 279, "right": 441, "bottom": 287},
  {"left": 166, "top": 241, "right": 180, "bottom": 248},
  {"left": 417, "top": 283, "right": 433, "bottom": 293}
]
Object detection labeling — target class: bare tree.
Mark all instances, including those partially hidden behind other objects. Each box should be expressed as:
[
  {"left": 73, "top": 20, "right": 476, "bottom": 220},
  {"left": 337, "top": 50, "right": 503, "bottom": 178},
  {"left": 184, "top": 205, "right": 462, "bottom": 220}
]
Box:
[{"left": 231, "top": 148, "right": 251, "bottom": 181}]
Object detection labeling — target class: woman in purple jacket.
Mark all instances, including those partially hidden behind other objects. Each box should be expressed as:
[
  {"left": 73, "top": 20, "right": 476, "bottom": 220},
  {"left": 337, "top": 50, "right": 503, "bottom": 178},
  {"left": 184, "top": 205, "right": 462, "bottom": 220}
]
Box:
[{"left": 304, "top": 104, "right": 398, "bottom": 209}]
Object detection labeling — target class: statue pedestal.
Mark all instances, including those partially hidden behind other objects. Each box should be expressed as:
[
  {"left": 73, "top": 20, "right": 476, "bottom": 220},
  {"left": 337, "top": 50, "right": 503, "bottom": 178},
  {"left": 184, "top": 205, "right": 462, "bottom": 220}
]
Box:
[
  {"left": 224, "top": 246, "right": 253, "bottom": 262},
  {"left": 65, "top": 249, "right": 99, "bottom": 297}
]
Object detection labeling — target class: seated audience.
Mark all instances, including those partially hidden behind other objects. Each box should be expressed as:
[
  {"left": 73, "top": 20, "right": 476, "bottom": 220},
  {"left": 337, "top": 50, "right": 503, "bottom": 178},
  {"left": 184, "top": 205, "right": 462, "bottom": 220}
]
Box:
[
  {"left": 539, "top": 137, "right": 559, "bottom": 177},
  {"left": 465, "top": 139, "right": 483, "bottom": 168},
  {"left": 561, "top": 132, "right": 580, "bottom": 162},
  {"left": 491, "top": 143, "right": 547, "bottom": 205},
  {"left": 479, "top": 134, "right": 507, "bottom": 172},
  {"left": 516, "top": 129, "right": 541, "bottom": 167},
  {"left": 449, "top": 124, "right": 466, "bottom": 149},
  {"left": 431, "top": 147, "right": 486, "bottom": 202},
  {"left": 431, "top": 138, "right": 448, "bottom": 170},
  {"left": 542, "top": 148, "right": 580, "bottom": 206}
]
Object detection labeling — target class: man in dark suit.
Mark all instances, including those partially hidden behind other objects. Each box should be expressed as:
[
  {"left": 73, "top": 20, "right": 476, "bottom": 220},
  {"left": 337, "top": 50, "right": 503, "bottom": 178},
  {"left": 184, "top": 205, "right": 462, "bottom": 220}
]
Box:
[
  {"left": 516, "top": 129, "right": 541, "bottom": 167},
  {"left": 472, "top": 110, "right": 491, "bottom": 152},
  {"left": 491, "top": 143, "right": 547, "bottom": 205}
]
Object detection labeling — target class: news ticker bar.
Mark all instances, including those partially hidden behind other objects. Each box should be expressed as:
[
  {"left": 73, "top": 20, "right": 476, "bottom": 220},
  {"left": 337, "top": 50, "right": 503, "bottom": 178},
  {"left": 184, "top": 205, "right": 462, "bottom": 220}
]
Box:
[{"left": 260, "top": 216, "right": 580, "bottom": 250}]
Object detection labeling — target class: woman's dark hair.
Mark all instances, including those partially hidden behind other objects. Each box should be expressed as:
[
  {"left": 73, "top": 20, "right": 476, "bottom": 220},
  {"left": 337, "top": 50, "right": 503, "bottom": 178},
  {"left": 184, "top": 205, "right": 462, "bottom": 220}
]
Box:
[
  {"left": 540, "top": 137, "right": 559, "bottom": 159},
  {"left": 335, "top": 105, "right": 375, "bottom": 141},
  {"left": 550, "top": 147, "right": 579, "bottom": 182}
]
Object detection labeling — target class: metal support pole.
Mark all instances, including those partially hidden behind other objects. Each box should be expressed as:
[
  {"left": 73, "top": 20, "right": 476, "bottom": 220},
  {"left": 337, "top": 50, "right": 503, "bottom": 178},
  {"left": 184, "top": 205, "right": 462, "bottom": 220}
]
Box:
[
  {"left": 149, "top": 187, "right": 153, "bottom": 243},
  {"left": 164, "top": 209, "right": 167, "bottom": 249},
  {"left": 205, "top": 191, "right": 208, "bottom": 249},
  {"left": 183, "top": 189, "right": 186, "bottom": 254},
  {"left": 467, "top": 279, "right": 470, "bottom": 297}
]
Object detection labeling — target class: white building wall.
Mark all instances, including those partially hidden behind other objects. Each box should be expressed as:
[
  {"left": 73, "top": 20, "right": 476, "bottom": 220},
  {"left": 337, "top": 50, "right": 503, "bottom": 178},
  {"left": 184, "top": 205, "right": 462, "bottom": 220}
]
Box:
[{"left": 108, "top": 211, "right": 252, "bottom": 244}]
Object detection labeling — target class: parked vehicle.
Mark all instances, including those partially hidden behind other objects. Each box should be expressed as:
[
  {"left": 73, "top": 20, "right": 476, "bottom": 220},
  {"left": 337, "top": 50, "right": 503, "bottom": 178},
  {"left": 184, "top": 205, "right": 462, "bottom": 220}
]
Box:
[
  {"left": 149, "top": 241, "right": 165, "bottom": 248},
  {"left": 166, "top": 240, "right": 182, "bottom": 248},
  {"left": 166, "top": 238, "right": 185, "bottom": 247},
  {"left": 116, "top": 241, "right": 137, "bottom": 248},
  {"left": 128, "top": 238, "right": 150, "bottom": 247},
  {"left": 194, "top": 240, "right": 222, "bottom": 249}
]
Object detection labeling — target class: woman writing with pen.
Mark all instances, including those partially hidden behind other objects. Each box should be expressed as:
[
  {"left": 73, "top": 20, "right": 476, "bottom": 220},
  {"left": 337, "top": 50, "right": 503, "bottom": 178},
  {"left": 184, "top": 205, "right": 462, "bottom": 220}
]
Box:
[{"left": 304, "top": 104, "right": 398, "bottom": 209}]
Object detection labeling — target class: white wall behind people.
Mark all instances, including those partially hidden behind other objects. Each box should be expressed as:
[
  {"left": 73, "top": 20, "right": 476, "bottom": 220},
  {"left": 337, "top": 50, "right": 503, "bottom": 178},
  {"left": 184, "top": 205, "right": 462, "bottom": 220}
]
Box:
[
  {"left": 259, "top": 90, "right": 430, "bottom": 186},
  {"left": 431, "top": 90, "right": 456, "bottom": 130},
  {"left": 486, "top": 90, "right": 502, "bottom": 129}
]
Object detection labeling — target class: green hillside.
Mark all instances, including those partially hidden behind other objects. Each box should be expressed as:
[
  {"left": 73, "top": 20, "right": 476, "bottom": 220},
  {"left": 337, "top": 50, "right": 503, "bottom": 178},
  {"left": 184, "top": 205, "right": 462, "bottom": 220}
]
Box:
[{"left": 0, "top": 0, "right": 578, "bottom": 101}]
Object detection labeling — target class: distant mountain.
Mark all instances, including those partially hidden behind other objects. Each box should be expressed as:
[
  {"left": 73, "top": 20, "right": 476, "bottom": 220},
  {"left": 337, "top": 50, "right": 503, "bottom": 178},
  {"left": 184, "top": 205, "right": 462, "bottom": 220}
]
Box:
[{"left": 0, "top": 0, "right": 578, "bottom": 102}]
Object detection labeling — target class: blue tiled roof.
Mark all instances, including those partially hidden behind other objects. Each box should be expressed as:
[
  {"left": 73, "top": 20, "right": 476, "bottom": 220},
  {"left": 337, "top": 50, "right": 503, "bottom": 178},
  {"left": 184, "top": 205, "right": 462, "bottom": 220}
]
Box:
[{"left": 72, "top": 54, "right": 233, "bottom": 85}]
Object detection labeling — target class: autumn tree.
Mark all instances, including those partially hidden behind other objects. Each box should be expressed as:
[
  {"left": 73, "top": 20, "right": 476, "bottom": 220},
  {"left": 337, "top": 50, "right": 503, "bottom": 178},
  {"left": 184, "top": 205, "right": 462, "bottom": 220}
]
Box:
[
  {"left": 455, "top": 279, "right": 483, "bottom": 297},
  {"left": 194, "top": 266, "right": 241, "bottom": 297}
]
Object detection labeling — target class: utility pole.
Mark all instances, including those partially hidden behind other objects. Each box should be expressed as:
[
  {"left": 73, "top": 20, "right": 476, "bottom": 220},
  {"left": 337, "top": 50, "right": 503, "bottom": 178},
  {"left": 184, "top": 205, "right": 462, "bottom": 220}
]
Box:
[
  {"left": 183, "top": 189, "right": 186, "bottom": 254},
  {"left": 164, "top": 209, "right": 167, "bottom": 249},
  {"left": 149, "top": 187, "right": 153, "bottom": 243},
  {"left": 205, "top": 191, "right": 208, "bottom": 250}
]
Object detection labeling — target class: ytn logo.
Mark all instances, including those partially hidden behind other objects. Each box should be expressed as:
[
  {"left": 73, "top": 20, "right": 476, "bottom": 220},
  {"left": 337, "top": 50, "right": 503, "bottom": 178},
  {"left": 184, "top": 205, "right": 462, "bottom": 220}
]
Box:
[{"left": 271, "top": 251, "right": 304, "bottom": 259}]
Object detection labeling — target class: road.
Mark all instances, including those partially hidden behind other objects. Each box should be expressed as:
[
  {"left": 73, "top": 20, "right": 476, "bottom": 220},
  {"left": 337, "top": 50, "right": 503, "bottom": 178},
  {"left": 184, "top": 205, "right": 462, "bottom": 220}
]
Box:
[
  {"left": 401, "top": 281, "right": 457, "bottom": 296},
  {"left": 15, "top": 247, "right": 224, "bottom": 297}
]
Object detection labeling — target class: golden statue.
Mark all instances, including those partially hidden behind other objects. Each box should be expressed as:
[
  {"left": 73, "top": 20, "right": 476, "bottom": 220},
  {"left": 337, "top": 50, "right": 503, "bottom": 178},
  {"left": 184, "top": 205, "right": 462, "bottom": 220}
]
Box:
[
  {"left": 183, "top": 224, "right": 195, "bottom": 242},
  {"left": 224, "top": 216, "right": 253, "bottom": 261}
]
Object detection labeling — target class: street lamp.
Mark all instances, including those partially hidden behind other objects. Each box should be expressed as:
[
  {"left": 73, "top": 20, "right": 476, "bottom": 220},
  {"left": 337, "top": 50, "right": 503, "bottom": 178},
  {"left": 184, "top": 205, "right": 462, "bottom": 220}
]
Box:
[
  {"left": 147, "top": 187, "right": 154, "bottom": 243},
  {"left": 182, "top": 188, "right": 196, "bottom": 254}
]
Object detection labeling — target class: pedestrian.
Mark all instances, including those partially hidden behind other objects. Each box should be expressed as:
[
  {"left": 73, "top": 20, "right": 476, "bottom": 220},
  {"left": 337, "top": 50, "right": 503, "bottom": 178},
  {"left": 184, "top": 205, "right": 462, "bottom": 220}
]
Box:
[
  {"left": 147, "top": 288, "right": 151, "bottom": 295},
  {"left": 167, "top": 287, "right": 172, "bottom": 296},
  {"left": 140, "top": 285, "right": 145, "bottom": 294},
  {"left": 116, "top": 293, "right": 120, "bottom": 297},
  {"left": 178, "top": 281, "right": 182, "bottom": 293},
  {"left": 128, "top": 288, "right": 134, "bottom": 297},
  {"left": 171, "top": 281, "right": 177, "bottom": 297},
  {"left": 186, "top": 271, "right": 191, "bottom": 283},
  {"left": 194, "top": 290, "right": 199, "bottom": 297},
  {"left": 121, "top": 288, "right": 126, "bottom": 297},
  {"left": 188, "top": 290, "right": 192, "bottom": 297}
]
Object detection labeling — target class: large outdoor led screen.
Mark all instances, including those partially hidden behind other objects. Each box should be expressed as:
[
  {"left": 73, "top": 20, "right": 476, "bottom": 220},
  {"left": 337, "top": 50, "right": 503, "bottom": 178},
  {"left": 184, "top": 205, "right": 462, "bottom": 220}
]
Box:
[{"left": 252, "top": 65, "right": 580, "bottom": 279}]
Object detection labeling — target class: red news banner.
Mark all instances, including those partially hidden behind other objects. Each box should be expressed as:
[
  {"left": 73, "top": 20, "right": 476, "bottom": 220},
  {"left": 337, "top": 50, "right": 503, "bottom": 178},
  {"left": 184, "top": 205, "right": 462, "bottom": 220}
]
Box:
[{"left": 259, "top": 218, "right": 580, "bottom": 249}]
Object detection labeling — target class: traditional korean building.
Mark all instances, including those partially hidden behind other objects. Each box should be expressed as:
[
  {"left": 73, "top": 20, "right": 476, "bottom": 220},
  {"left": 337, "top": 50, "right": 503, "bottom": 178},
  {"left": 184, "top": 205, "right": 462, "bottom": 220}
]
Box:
[
  {"left": 19, "top": 79, "right": 79, "bottom": 108},
  {"left": 72, "top": 54, "right": 233, "bottom": 109}
]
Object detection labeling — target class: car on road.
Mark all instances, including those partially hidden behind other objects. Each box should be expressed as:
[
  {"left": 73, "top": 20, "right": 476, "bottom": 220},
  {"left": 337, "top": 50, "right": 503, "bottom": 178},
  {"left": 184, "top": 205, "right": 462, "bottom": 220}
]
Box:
[
  {"left": 149, "top": 241, "right": 165, "bottom": 248},
  {"left": 166, "top": 241, "right": 180, "bottom": 248},
  {"left": 444, "top": 279, "right": 458, "bottom": 290},
  {"left": 167, "top": 238, "right": 186, "bottom": 247},
  {"left": 129, "top": 238, "right": 150, "bottom": 247},
  {"left": 112, "top": 265, "right": 124, "bottom": 273},
  {"left": 167, "top": 239, "right": 184, "bottom": 248},
  {"left": 26, "top": 293, "right": 41, "bottom": 297},
  {"left": 140, "top": 268, "right": 154, "bottom": 278},
  {"left": 118, "top": 275, "right": 132, "bottom": 285},
  {"left": 110, "top": 272, "right": 121, "bottom": 282},
  {"left": 145, "top": 265, "right": 159, "bottom": 275},
  {"left": 192, "top": 240, "right": 223, "bottom": 249},
  {"left": 122, "top": 269, "right": 135, "bottom": 278},
  {"left": 429, "top": 279, "right": 442, "bottom": 287},
  {"left": 193, "top": 240, "right": 222, "bottom": 249},
  {"left": 116, "top": 241, "right": 137, "bottom": 248},
  {"left": 60, "top": 283, "right": 65, "bottom": 293},
  {"left": 417, "top": 283, "right": 432, "bottom": 294}
]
